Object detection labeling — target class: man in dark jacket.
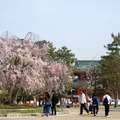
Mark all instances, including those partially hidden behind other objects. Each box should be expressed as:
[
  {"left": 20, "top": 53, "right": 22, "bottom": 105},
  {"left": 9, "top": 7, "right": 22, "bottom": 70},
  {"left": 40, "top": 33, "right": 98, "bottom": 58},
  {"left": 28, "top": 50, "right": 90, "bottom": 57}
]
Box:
[
  {"left": 51, "top": 90, "right": 58, "bottom": 115},
  {"left": 92, "top": 94, "right": 99, "bottom": 116}
]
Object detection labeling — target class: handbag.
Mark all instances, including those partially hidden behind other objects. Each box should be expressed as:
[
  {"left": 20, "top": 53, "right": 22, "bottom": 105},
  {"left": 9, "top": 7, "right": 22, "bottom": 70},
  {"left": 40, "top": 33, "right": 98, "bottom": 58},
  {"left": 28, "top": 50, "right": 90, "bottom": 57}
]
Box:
[{"left": 92, "top": 104, "right": 97, "bottom": 106}]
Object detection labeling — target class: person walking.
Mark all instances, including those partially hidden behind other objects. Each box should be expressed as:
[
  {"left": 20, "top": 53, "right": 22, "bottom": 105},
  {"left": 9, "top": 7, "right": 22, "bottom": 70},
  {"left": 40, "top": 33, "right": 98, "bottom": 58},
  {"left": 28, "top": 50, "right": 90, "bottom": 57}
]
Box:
[
  {"left": 51, "top": 90, "right": 58, "bottom": 115},
  {"left": 102, "top": 92, "right": 112, "bottom": 117},
  {"left": 42, "top": 92, "right": 51, "bottom": 117},
  {"left": 88, "top": 95, "right": 94, "bottom": 114},
  {"left": 92, "top": 94, "right": 99, "bottom": 116},
  {"left": 80, "top": 90, "right": 90, "bottom": 115}
]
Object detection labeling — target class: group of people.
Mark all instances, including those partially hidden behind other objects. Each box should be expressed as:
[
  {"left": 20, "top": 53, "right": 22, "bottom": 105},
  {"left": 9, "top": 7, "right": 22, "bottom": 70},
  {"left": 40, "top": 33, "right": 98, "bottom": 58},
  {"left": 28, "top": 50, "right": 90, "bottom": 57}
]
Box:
[
  {"left": 79, "top": 90, "right": 112, "bottom": 117},
  {"left": 41, "top": 90, "right": 112, "bottom": 117},
  {"left": 42, "top": 90, "right": 58, "bottom": 117}
]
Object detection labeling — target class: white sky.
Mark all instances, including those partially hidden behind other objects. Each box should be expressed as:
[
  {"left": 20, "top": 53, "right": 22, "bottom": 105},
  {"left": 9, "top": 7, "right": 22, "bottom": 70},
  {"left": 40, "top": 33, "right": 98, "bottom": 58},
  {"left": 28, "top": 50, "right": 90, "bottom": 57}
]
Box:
[{"left": 0, "top": 0, "right": 120, "bottom": 60}]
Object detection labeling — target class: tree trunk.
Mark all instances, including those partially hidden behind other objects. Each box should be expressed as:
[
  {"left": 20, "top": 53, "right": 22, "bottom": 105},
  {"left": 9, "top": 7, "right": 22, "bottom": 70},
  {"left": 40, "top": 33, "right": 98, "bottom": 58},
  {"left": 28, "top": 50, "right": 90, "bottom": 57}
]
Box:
[
  {"left": 7, "top": 87, "right": 14, "bottom": 104},
  {"left": 114, "top": 79, "right": 118, "bottom": 108},
  {"left": 12, "top": 89, "right": 19, "bottom": 104}
]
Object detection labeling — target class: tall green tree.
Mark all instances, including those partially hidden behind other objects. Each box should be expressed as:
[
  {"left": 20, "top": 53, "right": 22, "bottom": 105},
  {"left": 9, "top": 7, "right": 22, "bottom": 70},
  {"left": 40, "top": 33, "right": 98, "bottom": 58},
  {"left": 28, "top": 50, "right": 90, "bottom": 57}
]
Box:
[
  {"left": 55, "top": 46, "right": 75, "bottom": 67},
  {"left": 100, "top": 33, "right": 120, "bottom": 107},
  {"left": 36, "top": 41, "right": 75, "bottom": 68}
]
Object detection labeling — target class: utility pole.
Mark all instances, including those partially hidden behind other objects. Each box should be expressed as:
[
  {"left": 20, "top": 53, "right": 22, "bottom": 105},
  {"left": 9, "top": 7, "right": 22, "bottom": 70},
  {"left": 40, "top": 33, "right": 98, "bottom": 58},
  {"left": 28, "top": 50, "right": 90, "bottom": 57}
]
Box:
[{"left": 94, "top": 66, "right": 97, "bottom": 95}]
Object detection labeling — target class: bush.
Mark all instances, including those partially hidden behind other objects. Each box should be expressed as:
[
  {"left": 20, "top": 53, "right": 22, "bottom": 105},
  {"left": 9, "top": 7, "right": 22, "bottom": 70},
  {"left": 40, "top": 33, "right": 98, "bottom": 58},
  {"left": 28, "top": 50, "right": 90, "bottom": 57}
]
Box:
[{"left": 0, "top": 90, "right": 8, "bottom": 104}]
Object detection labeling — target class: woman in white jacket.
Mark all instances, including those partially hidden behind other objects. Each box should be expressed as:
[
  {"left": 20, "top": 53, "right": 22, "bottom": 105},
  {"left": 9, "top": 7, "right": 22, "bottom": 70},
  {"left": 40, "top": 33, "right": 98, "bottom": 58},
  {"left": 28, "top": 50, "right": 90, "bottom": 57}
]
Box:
[{"left": 80, "top": 90, "right": 90, "bottom": 115}]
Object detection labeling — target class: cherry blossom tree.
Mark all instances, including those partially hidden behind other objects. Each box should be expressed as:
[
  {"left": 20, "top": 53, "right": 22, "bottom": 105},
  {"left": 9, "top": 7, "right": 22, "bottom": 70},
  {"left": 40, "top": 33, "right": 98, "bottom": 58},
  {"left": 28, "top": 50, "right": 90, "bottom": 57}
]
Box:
[
  {"left": 0, "top": 32, "right": 72, "bottom": 103},
  {"left": 45, "top": 61, "right": 72, "bottom": 93},
  {"left": 0, "top": 33, "right": 49, "bottom": 103}
]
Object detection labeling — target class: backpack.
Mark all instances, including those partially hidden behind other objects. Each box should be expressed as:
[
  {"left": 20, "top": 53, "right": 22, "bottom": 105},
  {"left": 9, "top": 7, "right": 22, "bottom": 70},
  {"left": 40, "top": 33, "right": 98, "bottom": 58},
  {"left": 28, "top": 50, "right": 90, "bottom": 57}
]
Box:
[
  {"left": 92, "top": 97, "right": 98, "bottom": 106},
  {"left": 103, "top": 97, "right": 108, "bottom": 105}
]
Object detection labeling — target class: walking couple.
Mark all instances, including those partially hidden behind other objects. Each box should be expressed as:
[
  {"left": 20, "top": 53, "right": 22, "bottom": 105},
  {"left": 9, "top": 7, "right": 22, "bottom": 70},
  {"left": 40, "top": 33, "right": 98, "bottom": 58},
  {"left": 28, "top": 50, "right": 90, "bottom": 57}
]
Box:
[
  {"left": 42, "top": 90, "right": 58, "bottom": 117},
  {"left": 80, "top": 90, "right": 99, "bottom": 116}
]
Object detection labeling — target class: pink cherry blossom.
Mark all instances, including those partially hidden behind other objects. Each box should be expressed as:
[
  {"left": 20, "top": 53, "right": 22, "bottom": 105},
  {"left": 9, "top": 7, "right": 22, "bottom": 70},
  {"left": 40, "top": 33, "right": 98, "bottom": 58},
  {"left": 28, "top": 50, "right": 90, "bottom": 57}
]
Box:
[{"left": 0, "top": 33, "right": 72, "bottom": 103}]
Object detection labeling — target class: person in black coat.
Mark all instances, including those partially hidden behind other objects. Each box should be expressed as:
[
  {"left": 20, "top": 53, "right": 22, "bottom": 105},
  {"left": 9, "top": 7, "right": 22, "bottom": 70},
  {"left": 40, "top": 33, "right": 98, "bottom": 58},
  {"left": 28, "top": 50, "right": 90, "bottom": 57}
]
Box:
[{"left": 51, "top": 90, "right": 58, "bottom": 115}]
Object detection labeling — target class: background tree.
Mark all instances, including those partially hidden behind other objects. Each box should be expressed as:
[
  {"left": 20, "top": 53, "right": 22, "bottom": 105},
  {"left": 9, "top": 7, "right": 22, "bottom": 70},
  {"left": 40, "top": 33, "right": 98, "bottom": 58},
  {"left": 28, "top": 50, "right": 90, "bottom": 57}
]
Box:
[
  {"left": 36, "top": 41, "right": 76, "bottom": 67},
  {"left": 100, "top": 33, "right": 120, "bottom": 107},
  {"left": 55, "top": 46, "right": 75, "bottom": 67}
]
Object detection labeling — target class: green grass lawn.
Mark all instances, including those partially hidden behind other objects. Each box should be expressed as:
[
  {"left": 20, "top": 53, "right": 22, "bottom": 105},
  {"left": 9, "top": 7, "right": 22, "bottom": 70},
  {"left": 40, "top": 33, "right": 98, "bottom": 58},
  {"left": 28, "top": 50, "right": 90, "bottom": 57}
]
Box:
[
  {"left": 0, "top": 104, "right": 40, "bottom": 109},
  {"left": 0, "top": 104, "right": 63, "bottom": 114}
]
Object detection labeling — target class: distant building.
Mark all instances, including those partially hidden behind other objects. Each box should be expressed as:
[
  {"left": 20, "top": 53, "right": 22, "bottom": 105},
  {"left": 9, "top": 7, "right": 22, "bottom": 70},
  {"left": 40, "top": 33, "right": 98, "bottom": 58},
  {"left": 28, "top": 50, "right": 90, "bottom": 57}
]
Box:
[{"left": 71, "top": 60, "right": 101, "bottom": 102}]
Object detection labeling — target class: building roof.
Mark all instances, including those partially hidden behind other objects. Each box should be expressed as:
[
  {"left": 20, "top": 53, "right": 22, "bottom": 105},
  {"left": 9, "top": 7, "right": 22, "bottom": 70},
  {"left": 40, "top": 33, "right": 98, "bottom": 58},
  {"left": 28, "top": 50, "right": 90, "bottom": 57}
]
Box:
[
  {"left": 74, "top": 60, "right": 100, "bottom": 72},
  {"left": 72, "top": 81, "right": 88, "bottom": 87}
]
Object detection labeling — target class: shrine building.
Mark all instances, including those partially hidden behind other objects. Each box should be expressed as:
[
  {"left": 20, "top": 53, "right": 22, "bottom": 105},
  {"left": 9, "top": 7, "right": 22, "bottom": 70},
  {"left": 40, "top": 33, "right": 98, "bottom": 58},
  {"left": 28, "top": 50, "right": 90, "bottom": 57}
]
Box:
[{"left": 71, "top": 60, "right": 100, "bottom": 103}]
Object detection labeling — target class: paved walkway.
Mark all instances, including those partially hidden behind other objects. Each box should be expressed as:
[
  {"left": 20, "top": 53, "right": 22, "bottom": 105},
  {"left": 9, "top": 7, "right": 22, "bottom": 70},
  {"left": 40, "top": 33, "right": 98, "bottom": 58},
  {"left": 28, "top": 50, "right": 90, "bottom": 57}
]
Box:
[{"left": 0, "top": 107, "right": 120, "bottom": 120}]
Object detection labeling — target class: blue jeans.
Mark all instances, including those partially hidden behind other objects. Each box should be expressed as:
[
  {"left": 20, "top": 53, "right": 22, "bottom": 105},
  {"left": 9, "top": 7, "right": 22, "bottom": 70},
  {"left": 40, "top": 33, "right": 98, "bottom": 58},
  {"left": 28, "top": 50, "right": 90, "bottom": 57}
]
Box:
[
  {"left": 93, "top": 105, "right": 99, "bottom": 115},
  {"left": 43, "top": 103, "right": 51, "bottom": 114}
]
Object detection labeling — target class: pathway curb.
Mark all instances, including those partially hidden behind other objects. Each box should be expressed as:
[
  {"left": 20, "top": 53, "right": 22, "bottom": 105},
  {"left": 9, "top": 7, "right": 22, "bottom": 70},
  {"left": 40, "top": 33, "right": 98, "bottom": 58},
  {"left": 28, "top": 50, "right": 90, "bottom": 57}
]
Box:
[{"left": 0, "top": 110, "right": 69, "bottom": 118}]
